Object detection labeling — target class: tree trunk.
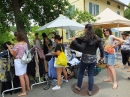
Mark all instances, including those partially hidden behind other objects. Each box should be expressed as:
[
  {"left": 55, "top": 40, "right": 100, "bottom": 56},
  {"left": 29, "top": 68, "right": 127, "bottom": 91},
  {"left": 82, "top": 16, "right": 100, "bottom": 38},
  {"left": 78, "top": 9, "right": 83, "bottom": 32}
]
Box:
[{"left": 12, "top": 0, "right": 30, "bottom": 48}]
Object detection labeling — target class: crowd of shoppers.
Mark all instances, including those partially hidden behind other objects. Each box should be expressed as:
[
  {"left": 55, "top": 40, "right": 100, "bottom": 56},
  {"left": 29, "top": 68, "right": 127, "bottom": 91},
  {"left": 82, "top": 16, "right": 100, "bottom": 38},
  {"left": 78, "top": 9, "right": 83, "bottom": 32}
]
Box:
[{"left": 5, "top": 24, "right": 130, "bottom": 96}]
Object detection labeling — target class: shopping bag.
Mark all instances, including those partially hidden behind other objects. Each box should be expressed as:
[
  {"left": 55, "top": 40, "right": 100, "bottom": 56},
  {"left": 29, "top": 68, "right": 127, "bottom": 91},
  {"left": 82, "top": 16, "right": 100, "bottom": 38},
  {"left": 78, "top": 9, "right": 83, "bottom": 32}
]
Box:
[
  {"left": 56, "top": 47, "right": 68, "bottom": 66},
  {"left": 48, "top": 57, "right": 57, "bottom": 79}
]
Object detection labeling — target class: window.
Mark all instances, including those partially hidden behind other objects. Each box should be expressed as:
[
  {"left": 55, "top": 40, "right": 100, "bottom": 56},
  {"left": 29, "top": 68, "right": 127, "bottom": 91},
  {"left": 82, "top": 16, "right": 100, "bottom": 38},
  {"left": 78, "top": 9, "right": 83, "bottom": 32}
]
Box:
[
  {"left": 117, "top": 11, "right": 120, "bottom": 15},
  {"left": 89, "top": 2, "right": 99, "bottom": 15},
  {"left": 66, "top": 29, "right": 75, "bottom": 39},
  {"left": 107, "top": 1, "right": 110, "bottom": 5},
  {"left": 115, "top": 32, "right": 118, "bottom": 37},
  {"left": 65, "top": 5, "right": 75, "bottom": 16},
  {"left": 117, "top": 5, "right": 120, "bottom": 9},
  {"left": 71, "top": 5, "right": 75, "bottom": 14}
]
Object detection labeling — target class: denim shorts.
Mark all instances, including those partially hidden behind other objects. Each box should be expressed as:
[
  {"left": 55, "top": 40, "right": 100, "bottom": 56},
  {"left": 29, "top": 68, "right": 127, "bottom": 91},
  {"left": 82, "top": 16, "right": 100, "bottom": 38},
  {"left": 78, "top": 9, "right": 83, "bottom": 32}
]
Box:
[{"left": 104, "top": 52, "right": 115, "bottom": 66}]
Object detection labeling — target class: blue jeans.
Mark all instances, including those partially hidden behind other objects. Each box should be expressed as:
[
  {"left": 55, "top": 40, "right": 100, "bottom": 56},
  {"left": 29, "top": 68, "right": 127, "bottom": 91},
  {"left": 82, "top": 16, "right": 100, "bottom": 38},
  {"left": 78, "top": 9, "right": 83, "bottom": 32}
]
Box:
[{"left": 77, "top": 61, "right": 96, "bottom": 91}]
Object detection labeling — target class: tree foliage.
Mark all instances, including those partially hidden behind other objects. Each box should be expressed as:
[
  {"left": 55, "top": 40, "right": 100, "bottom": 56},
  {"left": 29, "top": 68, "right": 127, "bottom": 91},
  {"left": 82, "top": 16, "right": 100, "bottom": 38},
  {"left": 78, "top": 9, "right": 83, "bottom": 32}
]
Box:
[
  {"left": 0, "top": 31, "right": 14, "bottom": 50},
  {"left": 94, "top": 28, "right": 103, "bottom": 38},
  {"left": 0, "top": 0, "right": 70, "bottom": 33},
  {"left": 124, "top": 3, "right": 130, "bottom": 20}
]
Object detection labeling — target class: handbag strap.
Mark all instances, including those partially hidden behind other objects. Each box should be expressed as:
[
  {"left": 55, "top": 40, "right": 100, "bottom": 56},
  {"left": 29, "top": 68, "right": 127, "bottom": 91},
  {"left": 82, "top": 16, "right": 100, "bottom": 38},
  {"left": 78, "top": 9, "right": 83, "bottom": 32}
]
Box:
[{"left": 59, "top": 44, "right": 63, "bottom": 52}]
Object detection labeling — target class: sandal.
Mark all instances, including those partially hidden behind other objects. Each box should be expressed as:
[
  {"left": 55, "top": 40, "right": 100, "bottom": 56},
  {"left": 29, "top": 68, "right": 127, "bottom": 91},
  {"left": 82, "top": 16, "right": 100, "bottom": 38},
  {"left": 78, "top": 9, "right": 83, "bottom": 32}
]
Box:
[
  {"left": 121, "top": 66, "right": 126, "bottom": 70},
  {"left": 17, "top": 93, "right": 26, "bottom": 96},
  {"left": 26, "top": 87, "right": 31, "bottom": 91},
  {"left": 103, "top": 79, "right": 112, "bottom": 82},
  {"left": 112, "top": 84, "right": 118, "bottom": 89}
]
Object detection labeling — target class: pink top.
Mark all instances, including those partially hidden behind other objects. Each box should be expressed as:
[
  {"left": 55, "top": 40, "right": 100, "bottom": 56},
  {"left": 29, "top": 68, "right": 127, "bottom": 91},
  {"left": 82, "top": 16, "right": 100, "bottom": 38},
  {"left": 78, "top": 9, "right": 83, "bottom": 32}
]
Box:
[{"left": 13, "top": 43, "right": 28, "bottom": 59}]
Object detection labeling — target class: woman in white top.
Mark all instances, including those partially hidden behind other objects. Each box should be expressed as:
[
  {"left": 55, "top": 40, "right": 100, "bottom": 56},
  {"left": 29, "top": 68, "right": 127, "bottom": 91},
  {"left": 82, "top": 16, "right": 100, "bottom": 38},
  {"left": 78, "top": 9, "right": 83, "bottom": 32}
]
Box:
[
  {"left": 103, "top": 28, "right": 124, "bottom": 89},
  {"left": 120, "top": 32, "right": 130, "bottom": 71}
]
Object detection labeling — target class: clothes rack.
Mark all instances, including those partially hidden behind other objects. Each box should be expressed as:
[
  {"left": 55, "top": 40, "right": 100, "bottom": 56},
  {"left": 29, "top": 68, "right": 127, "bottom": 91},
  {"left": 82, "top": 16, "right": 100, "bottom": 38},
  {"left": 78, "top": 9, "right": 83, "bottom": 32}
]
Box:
[
  {"left": 30, "top": 48, "right": 46, "bottom": 89},
  {"left": 1, "top": 50, "right": 21, "bottom": 97}
]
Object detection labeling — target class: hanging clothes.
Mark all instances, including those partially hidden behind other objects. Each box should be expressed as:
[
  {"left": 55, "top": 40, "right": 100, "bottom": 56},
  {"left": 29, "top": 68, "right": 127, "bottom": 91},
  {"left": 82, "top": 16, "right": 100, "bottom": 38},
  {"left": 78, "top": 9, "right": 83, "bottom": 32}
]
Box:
[{"left": 27, "top": 46, "right": 46, "bottom": 78}]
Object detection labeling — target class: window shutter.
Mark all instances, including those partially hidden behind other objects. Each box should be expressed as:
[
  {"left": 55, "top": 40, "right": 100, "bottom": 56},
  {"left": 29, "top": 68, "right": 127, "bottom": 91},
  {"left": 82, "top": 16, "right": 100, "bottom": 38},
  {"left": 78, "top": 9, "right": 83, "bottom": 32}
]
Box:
[
  {"left": 55, "top": 30, "right": 59, "bottom": 35},
  {"left": 115, "top": 32, "right": 118, "bottom": 37},
  {"left": 70, "top": 5, "right": 75, "bottom": 14},
  {"left": 72, "top": 5, "right": 75, "bottom": 11},
  {"left": 117, "top": 11, "right": 120, "bottom": 15},
  {"left": 66, "top": 29, "right": 69, "bottom": 39},
  {"left": 72, "top": 31, "right": 75, "bottom": 37},
  {"left": 89, "top": 2, "right": 92, "bottom": 14},
  {"left": 96, "top": 5, "right": 99, "bottom": 15}
]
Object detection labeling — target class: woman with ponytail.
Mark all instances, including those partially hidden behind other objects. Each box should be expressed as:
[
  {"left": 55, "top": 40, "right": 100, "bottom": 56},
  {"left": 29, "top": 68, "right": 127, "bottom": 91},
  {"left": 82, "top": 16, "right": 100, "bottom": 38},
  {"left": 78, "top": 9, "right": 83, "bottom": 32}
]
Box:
[{"left": 51, "top": 35, "right": 68, "bottom": 90}]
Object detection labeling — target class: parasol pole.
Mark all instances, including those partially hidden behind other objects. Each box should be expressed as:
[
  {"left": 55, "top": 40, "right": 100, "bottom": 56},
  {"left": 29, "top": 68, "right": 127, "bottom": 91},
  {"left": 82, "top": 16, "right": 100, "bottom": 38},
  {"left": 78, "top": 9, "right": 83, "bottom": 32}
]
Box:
[
  {"left": 62, "top": 27, "right": 63, "bottom": 43},
  {"left": 117, "top": 23, "right": 120, "bottom": 37}
]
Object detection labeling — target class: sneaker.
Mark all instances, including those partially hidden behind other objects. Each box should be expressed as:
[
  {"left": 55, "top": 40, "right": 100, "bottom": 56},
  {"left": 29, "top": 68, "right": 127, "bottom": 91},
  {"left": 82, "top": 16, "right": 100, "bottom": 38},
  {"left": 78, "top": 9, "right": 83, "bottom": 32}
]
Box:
[
  {"left": 88, "top": 90, "right": 92, "bottom": 96},
  {"left": 52, "top": 85, "right": 61, "bottom": 90},
  {"left": 63, "top": 79, "right": 68, "bottom": 82},
  {"left": 75, "top": 86, "right": 81, "bottom": 91}
]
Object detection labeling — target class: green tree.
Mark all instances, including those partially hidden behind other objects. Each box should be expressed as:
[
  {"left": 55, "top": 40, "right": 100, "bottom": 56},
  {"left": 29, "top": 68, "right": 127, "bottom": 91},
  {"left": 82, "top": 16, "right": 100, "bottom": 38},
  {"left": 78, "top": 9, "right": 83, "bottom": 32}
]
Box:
[
  {"left": 124, "top": 3, "right": 130, "bottom": 19},
  {"left": 0, "top": 31, "right": 14, "bottom": 49},
  {"left": 0, "top": 0, "right": 70, "bottom": 46},
  {"left": 94, "top": 28, "right": 103, "bottom": 38}
]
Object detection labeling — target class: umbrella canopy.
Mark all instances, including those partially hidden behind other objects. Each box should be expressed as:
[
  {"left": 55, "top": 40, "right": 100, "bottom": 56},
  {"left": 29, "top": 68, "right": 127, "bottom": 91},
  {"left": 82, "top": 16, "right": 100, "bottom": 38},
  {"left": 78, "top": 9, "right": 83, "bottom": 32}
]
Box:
[
  {"left": 90, "top": 8, "right": 130, "bottom": 28},
  {"left": 36, "top": 16, "right": 84, "bottom": 31},
  {"left": 114, "top": 27, "right": 130, "bottom": 31}
]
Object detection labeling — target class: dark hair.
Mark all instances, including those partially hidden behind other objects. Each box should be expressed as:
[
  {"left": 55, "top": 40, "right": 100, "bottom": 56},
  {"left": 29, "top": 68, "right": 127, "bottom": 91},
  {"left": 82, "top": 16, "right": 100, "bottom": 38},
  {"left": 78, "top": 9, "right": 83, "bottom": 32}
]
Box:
[
  {"left": 121, "top": 31, "right": 129, "bottom": 36},
  {"left": 83, "top": 24, "right": 99, "bottom": 45},
  {"left": 52, "top": 32, "right": 56, "bottom": 35},
  {"left": 85, "top": 24, "right": 92, "bottom": 29},
  {"left": 54, "top": 35, "right": 62, "bottom": 41},
  {"left": 35, "top": 33, "right": 38, "bottom": 36},
  {"left": 14, "top": 31, "right": 25, "bottom": 41},
  {"left": 42, "top": 33, "right": 47, "bottom": 38},
  {"left": 103, "top": 28, "right": 112, "bottom": 36},
  {"left": 3, "top": 41, "right": 11, "bottom": 50}
]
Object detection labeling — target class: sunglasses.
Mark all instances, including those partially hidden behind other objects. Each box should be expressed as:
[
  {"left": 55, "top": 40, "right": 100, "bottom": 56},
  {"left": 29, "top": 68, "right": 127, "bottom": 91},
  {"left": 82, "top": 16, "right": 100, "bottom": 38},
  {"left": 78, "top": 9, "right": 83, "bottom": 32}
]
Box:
[{"left": 104, "top": 30, "right": 108, "bottom": 32}]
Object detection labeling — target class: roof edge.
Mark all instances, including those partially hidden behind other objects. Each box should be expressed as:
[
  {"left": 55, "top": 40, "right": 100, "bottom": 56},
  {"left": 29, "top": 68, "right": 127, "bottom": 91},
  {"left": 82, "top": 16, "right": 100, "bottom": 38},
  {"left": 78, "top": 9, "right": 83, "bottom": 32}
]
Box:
[{"left": 111, "top": 0, "right": 129, "bottom": 7}]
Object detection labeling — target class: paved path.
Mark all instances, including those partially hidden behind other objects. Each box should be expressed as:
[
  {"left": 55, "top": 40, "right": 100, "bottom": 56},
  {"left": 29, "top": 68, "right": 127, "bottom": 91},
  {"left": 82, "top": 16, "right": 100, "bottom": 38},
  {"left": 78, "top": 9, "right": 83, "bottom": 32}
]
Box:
[{"left": 1, "top": 62, "right": 130, "bottom": 97}]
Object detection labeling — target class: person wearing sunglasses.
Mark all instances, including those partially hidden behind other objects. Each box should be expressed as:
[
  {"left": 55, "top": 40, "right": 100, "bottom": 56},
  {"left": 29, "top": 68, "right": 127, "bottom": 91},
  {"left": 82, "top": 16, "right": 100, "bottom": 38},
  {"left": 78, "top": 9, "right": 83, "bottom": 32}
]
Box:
[{"left": 103, "top": 28, "right": 124, "bottom": 89}]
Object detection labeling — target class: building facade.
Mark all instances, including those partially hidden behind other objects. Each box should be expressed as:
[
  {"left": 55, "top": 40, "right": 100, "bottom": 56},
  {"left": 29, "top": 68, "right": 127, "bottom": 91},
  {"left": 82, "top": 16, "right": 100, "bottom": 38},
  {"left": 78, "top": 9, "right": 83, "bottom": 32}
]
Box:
[
  {"left": 62, "top": 0, "right": 127, "bottom": 43},
  {"left": 68, "top": 0, "right": 126, "bottom": 16}
]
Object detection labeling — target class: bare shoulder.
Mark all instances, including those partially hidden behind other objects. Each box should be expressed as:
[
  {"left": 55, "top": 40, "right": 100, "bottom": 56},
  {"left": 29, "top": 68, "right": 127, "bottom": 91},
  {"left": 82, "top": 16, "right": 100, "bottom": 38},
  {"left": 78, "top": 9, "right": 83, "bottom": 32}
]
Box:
[
  {"left": 15, "top": 42, "right": 20, "bottom": 45},
  {"left": 16, "top": 41, "right": 27, "bottom": 45}
]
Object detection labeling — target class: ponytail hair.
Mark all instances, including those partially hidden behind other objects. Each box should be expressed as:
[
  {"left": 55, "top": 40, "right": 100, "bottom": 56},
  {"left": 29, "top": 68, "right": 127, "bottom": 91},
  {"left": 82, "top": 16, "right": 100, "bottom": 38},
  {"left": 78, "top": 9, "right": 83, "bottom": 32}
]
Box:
[
  {"left": 85, "top": 24, "right": 92, "bottom": 30},
  {"left": 54, "top": 35, "right": 62, "bottom": 41}
]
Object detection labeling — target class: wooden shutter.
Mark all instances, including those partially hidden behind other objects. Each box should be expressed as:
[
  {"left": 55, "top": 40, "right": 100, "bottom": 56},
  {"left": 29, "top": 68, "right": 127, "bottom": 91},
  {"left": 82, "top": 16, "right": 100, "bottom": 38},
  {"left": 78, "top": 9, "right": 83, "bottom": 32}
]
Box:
[
  {"left": 117, "top": 11, "right": 120, "bottom": 15},
  {"left": 89, "top": 2, "right": 92, "bottom": 15},
  {"left": 71, "top": 5, "right": 75, "bottom": 14},
  {"left": 72, "top": 31, "right": 75, "bottom": 37},
  {"left": 56, "top": 30, "right": 59, "bottom": 35},
  {"left": 96, "top": 5, "right": 99, "bottom": 15},
  {"left": 66, "top": 29, "right": 69, "bottom": 39}
]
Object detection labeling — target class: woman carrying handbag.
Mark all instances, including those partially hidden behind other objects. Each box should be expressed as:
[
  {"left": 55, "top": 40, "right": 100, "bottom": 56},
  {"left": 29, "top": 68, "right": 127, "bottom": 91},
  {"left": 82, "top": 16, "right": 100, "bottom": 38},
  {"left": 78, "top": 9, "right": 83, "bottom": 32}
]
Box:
[
  {"left": 51, "top": 35, "right": 68, "bottom": 90},
  {"left": 7, "top": 32, "right": 30, "bottom": 96}
]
